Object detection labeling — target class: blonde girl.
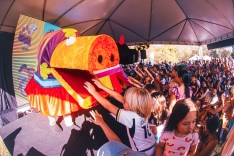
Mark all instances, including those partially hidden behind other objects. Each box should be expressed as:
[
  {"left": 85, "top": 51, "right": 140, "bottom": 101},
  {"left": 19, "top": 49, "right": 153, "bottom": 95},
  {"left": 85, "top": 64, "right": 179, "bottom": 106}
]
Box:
[
  {"left": 84, "top": 80, "right": 156, "bottom": 156},
  {"left": 151, "top": 94, "right": 169, "bottom": 142},
  {"left": 156, "top": 98, "right": 199, "bottom": 156}
]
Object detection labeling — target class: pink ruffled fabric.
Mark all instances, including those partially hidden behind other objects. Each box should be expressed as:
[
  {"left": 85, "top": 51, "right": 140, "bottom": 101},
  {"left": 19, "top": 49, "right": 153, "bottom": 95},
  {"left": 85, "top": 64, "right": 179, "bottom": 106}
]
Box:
[{"left": 169, "top": 86, "right": 193, "bottom": 101}]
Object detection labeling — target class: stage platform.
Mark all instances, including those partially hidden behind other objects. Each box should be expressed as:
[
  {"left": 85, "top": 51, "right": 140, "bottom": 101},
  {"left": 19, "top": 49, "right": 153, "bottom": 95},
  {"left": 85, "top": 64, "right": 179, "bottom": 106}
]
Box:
[{"left": 0, "top": 103, "right": 130, "bottom": 156}]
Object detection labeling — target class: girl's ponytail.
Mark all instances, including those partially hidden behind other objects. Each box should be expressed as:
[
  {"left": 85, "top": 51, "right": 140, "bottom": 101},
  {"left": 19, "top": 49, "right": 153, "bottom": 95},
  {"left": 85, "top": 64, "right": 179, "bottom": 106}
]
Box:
[
  {"left": 183, "top": 74, "right": 190, "bottom": 98},
  {"left": 178, "top": 69, "right": 190, "bottom": 98}
]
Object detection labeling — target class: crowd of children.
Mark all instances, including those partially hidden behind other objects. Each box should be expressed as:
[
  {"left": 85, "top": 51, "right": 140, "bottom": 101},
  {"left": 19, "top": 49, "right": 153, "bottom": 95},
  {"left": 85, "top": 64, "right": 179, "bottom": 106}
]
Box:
[{"left": 84, "top": 57, "right": 234, "bottom": 156}]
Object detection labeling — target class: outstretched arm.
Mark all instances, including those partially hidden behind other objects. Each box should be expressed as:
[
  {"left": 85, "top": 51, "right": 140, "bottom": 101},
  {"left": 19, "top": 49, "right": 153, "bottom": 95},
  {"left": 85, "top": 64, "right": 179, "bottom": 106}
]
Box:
[
  {"left": 144, "top": 67, "right": 154, "bottom": 80},
  {"left": 84, "top": 82, "right": 119, "bottom": 115},
  {"left": 134, "top": 69, "right": 144, "bottom": 79},
  {"left": 148, "top": 67, "right": 156, "bottom": 75},
  {"left": 128, "top": 79, "right": 142, "bottom": 88},
  {"left": 90, "top": 110, "right": 121, "bottom": 142},
  {"left": 128, "top": 76, "right": 143, "bottom": 88},
  {"left": 207, "top": 100, "right": 224, "bottom": 115},
  {"left": 92, "top": 79, "right": 124, "bottom": 104}
]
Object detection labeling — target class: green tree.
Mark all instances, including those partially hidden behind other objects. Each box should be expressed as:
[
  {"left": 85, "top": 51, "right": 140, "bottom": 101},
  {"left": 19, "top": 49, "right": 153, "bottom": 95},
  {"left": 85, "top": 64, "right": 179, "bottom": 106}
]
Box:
[
  {"left": 231, "top": 52, "right": 234, "bottom": 59},
  {"left": 210, "top": 50, "right": 219, "bottom": 58},
  {"left": 219, "top": 49, "right": 231, "bottom": 58},
  {"left": 202, "top": 45, "right": 210, "bottom": 56}
]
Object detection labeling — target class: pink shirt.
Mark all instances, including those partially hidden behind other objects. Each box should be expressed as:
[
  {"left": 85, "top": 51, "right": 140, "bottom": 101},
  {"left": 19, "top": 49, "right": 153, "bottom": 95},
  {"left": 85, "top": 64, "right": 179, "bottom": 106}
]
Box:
[
  {"left": 159, "top": 131, "right": 199, "bottom": 156},
  {"left": 169, "top": 86, "right": 193, "bottom": 101}
]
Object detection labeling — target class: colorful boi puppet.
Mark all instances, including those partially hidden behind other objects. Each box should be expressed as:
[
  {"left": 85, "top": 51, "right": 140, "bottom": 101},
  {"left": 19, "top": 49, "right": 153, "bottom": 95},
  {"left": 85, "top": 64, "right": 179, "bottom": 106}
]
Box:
[{"left": 25, "top": 28, "right": 130, "bottom": 133}]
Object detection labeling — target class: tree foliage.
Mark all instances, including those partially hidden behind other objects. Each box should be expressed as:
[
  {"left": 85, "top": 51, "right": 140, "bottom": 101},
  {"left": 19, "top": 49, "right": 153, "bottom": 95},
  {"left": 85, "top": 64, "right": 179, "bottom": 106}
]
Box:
[
  {"left": 131, "top": 44, "right": 232, "bottom": 64},
  {"left": 231, "top": 52, "right": 234, "bottom": 59},
  {"left": 210, "top": 50, "right": 219, "bottom": 58}
]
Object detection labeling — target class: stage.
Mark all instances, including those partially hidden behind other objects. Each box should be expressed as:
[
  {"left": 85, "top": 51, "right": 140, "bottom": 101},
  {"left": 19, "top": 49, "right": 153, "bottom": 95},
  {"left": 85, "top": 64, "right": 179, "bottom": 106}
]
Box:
[{"left": 0, "top": 102, "right": 130, "bottom": 156}]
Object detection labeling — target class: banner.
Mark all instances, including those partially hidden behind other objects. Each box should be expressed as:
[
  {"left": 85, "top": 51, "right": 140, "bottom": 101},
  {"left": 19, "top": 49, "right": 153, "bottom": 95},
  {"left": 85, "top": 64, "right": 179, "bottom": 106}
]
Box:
[{"left": 12, "top": 14, "right": 60, "bottom": 107}]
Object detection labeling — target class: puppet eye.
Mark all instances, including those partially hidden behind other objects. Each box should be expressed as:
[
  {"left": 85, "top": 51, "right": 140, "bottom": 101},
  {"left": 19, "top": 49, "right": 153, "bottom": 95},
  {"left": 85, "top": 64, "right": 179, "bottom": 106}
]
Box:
[
  {"left": 65, "top": 36, "right": 76, "bottom": 46},
  {"left": 110, "top": 54, "right": 114, "bottom": 62},
  {"left": 98, "top": 55, "right": 103, "bottom": 63}
]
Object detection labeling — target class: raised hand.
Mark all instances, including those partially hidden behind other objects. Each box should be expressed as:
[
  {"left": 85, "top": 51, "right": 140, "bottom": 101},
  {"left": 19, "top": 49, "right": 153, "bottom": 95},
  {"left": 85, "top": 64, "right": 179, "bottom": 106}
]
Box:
[
  {"left": 221, "top": 93, "right": 226, "bottom": 102},
  {"left": 90, "top": 110, "right": 105, "bottom": 126},
  {"left": 84, "top": 81, "right": 96, "bottom": 94},
  {"left": 225, "top": 113, "right": 234, "bottom": 120},
  {"left": 92, "top": 79, "right": 104, "bottom": 89}
]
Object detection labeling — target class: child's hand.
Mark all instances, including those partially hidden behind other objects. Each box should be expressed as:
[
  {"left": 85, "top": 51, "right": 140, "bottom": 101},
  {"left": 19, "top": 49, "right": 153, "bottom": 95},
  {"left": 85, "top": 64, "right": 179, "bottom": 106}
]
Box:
[
  {"left": 221, "top": 93, "right": 226, "bottom": 101},
  {"left": 128, "top": 76, "right": 133, "bottom": 81},
  {"left": 225, "top": 113, "right": 234, "bottom": 120},
  {"left": 127, "top": 79, "right": 132, "bottom": 84},
  {"left": 84, "top": 82, "right": 96, "bottom": 94},
  {"left": 90, "top": 110, "right": 105, "bottom": 126},
  {"left": 92, "top": 79, "right": 104, "bottom": 89},
  {"left": 206, "top": 107, "right": 211, "bottom": 112}
]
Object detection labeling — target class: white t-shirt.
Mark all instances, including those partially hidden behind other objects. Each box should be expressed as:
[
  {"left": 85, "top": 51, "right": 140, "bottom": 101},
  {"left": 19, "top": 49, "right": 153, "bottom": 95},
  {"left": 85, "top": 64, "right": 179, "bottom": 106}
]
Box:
[
  {"left": 196, "top": 80, "right": 200, "bottom": 87},
  {"left": 205, "top": 91, "right": 218, "bottom": 105},
  {"left": 161, "top": 78, "right": 166, "bottom": 85},
  {"left": 116, "top": 109, "right": 156, "bottom": 152}
]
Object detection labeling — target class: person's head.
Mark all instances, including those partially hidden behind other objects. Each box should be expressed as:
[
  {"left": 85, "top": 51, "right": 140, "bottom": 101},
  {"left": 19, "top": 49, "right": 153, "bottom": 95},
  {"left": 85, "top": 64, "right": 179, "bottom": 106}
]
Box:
[
  {"left": 229, "top": 86, "right": 234, "bottom": 97},
  {"left": 98, "top": 141, "right": 147, "bottom": 156},
  {"left": 202, "top": 81, "right": 207, "bottom": 87},
  {"left": 195, "top": 100, "right": 201, "bottom": 110},
  {"left": 151, "top": 94, "right": 166, "bottom": 112},
  {"left": 218, "top": 92, "right": 225, "bottom": 102},
  {"left": 226, "top": 70, "right": 230, "bottom": 76},
  {"left": 156, "top": 74, "right": 163, "bottom": 81},
  {"left": 143, "top": 76, "right": 151, "bottom": 85},
  {"left": 199, "top": 87, "right": 206, "bottom": 94},
  {"left": 207, "top": 76, "right": 212, "bottom": 82},
  {"left": 171, "top": 65, "right": 182, "bottom": 79},
  {"left": 124, "top": 87, "right": 153, "bottom": 119},
  {"left": 227, "top": 79, "right": 231, "bottom": 85},
  {"left": 164, "top": 99, "right": 197, "bottom": 135},
  {"left": 145, "top": 84, "right": 158, "bottom": 94},
  {"left": 153, "top": 64, "right": 159, "bottom": 72},
  {"left": 142, "top": 70, "right": 148, "bottom": 77},
  {"left": 175, "top": 69, "right": 190, "bottom": 98},
  {"left": 211, "top": 88, "right": 217, "bottom": 96},
  {"left": 190, "top": 74, "right": 196, "bottom": 83},
  {"left": 152, "top": 94, "right": 167, "bottom": 125},
  {"left": 160, "top": 69, "right": 166, "bottom": 75},
  {"left": 175, "top": 69, "right": 188, "bottom": 84},
  {"left": 203, "top": 117, "right": 220, "bottom": 135}
]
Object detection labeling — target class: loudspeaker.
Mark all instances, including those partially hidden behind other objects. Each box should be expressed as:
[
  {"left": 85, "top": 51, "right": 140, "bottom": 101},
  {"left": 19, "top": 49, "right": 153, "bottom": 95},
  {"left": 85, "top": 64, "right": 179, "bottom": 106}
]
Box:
[
  {"left": 128, "top": 49, "right": 138, "bottom": 63},
  {"left": 117, "top": 43, "right": 139, "bottom": 64},
  {"left": 140, "top": 50, "right": 146, "bottom": 59}
]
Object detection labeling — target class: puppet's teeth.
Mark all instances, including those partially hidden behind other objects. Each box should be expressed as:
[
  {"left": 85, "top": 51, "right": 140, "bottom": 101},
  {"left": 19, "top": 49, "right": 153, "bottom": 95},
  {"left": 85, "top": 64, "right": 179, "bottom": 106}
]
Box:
[{"left": 65, "top": 36, "right": 76, "bottom": 46}]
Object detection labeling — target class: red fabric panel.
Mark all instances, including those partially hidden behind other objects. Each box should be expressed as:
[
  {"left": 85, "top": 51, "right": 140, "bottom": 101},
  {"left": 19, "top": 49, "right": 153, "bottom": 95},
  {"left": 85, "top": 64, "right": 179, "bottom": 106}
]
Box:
[
  {"left": 116, "top": 71, "right": 131, "bottom": 87},
  {"left": 55, "top": 68, "right": 106, "bottom": 99},
  {"left": 109, "top": 74, "right": 122, "bottom": 93}
]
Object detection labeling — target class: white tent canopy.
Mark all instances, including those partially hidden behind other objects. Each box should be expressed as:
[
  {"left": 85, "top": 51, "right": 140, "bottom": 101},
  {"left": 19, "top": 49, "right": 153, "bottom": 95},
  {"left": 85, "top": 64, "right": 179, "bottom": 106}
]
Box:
[
  {"left": 189, "top": 55, "right": 200, "bottom": 61},
  {"left": 0, "top": 0, "right": 234, "bottom": 45},
  {"left": 203, "top": 55, "right": 211, "bottom": 61}
]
